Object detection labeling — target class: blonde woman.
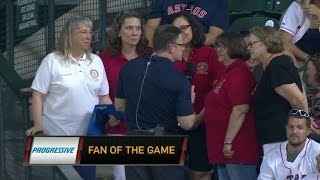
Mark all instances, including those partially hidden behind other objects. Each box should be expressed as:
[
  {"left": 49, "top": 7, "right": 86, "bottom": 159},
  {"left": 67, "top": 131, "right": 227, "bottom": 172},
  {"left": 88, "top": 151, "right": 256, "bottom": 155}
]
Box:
[{"left": 26, "top": 16, "right": 113, "bottom": 179}]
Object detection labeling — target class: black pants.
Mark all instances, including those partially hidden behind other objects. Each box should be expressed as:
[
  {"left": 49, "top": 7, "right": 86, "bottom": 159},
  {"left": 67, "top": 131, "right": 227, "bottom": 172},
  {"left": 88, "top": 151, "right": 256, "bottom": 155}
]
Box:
[
  {"left": 125, "top": 165, "right": 185, "bottom": 180},
  {"left": 125, "top": 129, "right": 184, "bottom": 180}
]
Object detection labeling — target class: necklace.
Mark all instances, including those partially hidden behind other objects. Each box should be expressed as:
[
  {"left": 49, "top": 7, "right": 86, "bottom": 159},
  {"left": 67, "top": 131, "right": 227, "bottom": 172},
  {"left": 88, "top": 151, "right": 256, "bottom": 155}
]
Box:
[{"left": 251, "top": 54, "right": 274, "bottom": 95}]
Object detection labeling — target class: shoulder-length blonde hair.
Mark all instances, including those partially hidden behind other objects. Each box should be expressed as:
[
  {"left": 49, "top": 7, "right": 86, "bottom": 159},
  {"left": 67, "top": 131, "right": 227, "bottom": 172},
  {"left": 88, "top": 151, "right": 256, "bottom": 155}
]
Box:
[{"left": 56, "top": 16, "right": 93, "bottom": 62}]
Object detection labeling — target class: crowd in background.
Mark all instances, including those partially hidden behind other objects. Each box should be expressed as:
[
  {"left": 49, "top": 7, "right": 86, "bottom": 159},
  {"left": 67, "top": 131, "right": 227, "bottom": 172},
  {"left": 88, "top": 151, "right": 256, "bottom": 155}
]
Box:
[{"left": 25, "top": 0, "right": 320, "bottom": 179}]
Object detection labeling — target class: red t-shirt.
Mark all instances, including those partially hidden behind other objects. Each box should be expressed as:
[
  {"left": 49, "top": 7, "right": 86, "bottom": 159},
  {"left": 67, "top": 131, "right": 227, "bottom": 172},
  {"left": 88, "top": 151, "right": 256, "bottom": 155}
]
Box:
[
  {"left": 174, "top": 45, "right": 224, "bottom": 113},
  {"left": 204, "top": 60, "right": 260, "bottom": 164},
  {"left": 99, "top": 50, "right": 129, "bottom": 134}
]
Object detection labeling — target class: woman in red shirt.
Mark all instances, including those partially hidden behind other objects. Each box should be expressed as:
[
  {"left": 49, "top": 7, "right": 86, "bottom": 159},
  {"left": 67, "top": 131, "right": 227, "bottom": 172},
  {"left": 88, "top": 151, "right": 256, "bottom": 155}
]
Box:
[
  {"left": 196, "top": 32, "right": 260, "bottom": 180},
  {"left": 99, "top": 11, "right": 149, "bottom": 180},
  {"left": 171, "top": 11, "right": 225, "bottom": 180}
]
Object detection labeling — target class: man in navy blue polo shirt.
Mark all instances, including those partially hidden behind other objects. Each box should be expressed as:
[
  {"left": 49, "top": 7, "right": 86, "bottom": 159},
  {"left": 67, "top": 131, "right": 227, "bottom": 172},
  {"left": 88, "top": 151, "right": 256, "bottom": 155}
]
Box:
[
  {"left": 114, "top": 24, "right": 196, "bottom": 180},
  {"left": 145, "top": 0, "right": 229, "bottom": 46}
]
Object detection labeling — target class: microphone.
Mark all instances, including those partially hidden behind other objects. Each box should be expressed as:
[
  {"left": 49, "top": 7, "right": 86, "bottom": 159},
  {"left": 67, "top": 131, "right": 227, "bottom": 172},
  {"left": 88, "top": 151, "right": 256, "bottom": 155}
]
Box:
[{"left": 184, "top": 61, "right": 195, "bottom": 83}]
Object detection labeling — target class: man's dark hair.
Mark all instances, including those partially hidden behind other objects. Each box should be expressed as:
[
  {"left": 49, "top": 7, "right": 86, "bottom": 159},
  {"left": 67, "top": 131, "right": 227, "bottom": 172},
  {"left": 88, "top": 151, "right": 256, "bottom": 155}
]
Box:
[
  {"left": 286, "top": 114, "right": 311, "bottom": 128},
  {"left": 153, "top": 24, "right": 182, "bottom": 53}
]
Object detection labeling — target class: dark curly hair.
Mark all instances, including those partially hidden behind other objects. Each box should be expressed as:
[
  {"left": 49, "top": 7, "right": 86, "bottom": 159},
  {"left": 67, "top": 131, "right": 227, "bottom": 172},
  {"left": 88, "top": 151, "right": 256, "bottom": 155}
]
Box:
[
  {"left": 171, "top": 11, "right": 205, "bottom": 49},
  {"left": 107, "top": 11, "right": 149, "bottom": 56}
]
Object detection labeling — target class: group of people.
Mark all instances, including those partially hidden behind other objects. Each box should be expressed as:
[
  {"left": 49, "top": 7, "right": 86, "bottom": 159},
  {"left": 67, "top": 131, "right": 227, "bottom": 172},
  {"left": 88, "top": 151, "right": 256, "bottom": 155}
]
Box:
[{"left": 24, "top": 0, "right": 320, "bottom": 179}]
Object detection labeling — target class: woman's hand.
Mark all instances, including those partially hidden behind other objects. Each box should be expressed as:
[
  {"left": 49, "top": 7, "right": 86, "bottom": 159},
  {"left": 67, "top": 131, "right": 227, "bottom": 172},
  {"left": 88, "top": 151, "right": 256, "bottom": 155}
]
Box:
[
  {"left": 26, "top": 126, "right": 43, "bottom": 136},
  {"left": 310, "top": 118, "right": 320, "bottom": 134},
  {"left": 304, "top": 4, "right": 320, "bottom": 17},
  {"left": 223, "top": 144, "right": 234, "bottom": 159}
]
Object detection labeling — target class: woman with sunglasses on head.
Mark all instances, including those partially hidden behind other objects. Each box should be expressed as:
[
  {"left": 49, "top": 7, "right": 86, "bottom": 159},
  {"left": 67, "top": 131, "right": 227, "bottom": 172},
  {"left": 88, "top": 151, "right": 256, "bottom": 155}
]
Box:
[
  {"left": 99, "top": 11, "right": 150, "bottom": 180},
  {"left": 195, "top": 32, "right": 260, "bottom": 180},
  {"left": 248, "top": 26, "right": 314, "bottom": 156},
  {"left": 171, "top": 11, "right": 224, "bottom": 180}
]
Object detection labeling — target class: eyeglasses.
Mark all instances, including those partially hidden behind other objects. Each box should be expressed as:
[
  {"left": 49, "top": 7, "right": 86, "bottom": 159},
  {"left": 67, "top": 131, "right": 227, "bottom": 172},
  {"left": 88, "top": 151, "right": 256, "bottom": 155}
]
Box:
[
  {"left": 214, "top": 42, "right": 228, "bottom": 50},
  {"left": 288, "top": 109, "right": 310, "bottom": 118},
  {"left": 179, "top": 25, "right": 191, "bottom": 31},
  {"left": 247, "top": 40, "right": 261, "bottom": 48},
  {"left": 185, "top": 0, "right": 195, "bottom": 12}
]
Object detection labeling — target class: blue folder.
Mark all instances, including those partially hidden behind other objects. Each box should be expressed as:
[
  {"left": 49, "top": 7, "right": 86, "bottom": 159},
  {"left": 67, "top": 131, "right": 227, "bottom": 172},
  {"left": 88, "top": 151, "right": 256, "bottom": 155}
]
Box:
[{"left": 87, "top": 104, "right": 124, "bottom": 135}]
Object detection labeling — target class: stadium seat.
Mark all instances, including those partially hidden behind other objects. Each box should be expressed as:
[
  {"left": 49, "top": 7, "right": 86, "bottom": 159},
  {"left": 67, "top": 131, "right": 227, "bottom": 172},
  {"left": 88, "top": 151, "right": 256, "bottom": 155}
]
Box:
[
  {"left": 229, "top": 16, "right": 280, "bottom": 32},
  {"left": 229, "top": 0, "right": 273, "bottom": 24},
  {"left": 229, "top": 0, "right": 272, "bottom": 12},
  {"left": 273, "top": 0, "right": 293, "bottom": 12}
]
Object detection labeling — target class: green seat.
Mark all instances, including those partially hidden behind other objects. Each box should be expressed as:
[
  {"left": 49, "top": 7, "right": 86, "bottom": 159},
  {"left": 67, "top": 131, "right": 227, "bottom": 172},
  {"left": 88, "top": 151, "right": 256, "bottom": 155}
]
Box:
[
  {"left": 229, "top": 0, "right": 272, "bottom": 12},
  {"left": 229, "top": 0, "right": 273, "bottom": 24},
  {"left": 273, "top": 0, "right": 293, "bottom": 12},
  {"left": 229, "top": 16, "right": 280, "bottom": 32}
]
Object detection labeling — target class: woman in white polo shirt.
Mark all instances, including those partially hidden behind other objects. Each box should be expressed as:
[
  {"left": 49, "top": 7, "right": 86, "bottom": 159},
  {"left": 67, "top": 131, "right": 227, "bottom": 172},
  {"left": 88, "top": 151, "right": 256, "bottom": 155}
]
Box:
[
  {"left": 26, "top": 16, "right": 112, "bottom": 136},
  {"left": 25, "top": 16, "right": 113, "bottom": 179}
]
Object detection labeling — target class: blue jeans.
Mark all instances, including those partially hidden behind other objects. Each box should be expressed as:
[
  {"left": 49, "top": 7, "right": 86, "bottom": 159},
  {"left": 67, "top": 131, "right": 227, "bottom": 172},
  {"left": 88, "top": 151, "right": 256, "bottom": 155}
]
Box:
[{"left": 217, "top": 164, "right": 256, "bottom": 180}]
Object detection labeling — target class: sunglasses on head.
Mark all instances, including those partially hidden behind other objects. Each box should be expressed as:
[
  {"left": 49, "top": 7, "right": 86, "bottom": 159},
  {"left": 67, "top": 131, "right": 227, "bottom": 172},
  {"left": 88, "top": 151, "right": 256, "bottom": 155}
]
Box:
[{"left": 288, "top": 109, "right": 310, "bottom": 118}]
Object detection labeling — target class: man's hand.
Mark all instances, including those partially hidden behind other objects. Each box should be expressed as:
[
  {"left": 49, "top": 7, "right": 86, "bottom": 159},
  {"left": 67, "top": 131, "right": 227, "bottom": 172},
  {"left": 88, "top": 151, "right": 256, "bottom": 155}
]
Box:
[
  {"left": 191, "top": 85, "right": 195, "bottom": 104},
  {"left": 107, "top": 114, "right": 120, "bottom": 127}
]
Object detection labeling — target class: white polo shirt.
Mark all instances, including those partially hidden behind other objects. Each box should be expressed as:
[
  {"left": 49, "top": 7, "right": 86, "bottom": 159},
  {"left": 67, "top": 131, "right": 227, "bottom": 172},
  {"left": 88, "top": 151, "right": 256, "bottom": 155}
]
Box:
[{"left": 32, "top": 52, "right": 109, "bottom": 135}]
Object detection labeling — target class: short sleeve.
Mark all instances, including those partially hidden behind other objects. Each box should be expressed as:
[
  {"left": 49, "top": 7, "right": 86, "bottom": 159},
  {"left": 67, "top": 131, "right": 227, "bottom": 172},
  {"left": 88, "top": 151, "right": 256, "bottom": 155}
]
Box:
[
  {"left": 227, "top": 68, "right": 254, "bottom": 106},
  {"left": 98, "top": 61, "right": 110, "bottom": 96},
  {"left": 268, "top": 59, "right": 297, "bottom": 89},
  {"left": 115, "top": 67, "right": 125, "bottom": 99},
  {"left": 147, "top": 0, "right": 164, "bottom": 20},
  {"left": 280, "top": 2, "right": 302, "bottom": 36},
  {"left": 31, "top": 55, "right": 52, "bottom": 94},
  {"left": 176, "top": 79, "right": 194, "bottom": 116}
]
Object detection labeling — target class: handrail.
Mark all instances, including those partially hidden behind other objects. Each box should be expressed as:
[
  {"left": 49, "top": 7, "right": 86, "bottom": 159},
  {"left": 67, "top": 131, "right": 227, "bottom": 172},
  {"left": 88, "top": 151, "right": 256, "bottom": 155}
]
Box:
[{"left": 0, "top": 52, "right": 26, "bottom": 95}]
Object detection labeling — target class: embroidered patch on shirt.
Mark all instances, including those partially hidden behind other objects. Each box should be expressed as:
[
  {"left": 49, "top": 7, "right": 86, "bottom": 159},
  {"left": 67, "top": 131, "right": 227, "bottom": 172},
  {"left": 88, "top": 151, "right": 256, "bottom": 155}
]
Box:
[
  {"left": 197, "top": 62, "right": 208, "bottom": 74},
  {"left": 90, "top": 69, "right": 99, "bottom": 81},
  {"left": 213, "top": 79, "right": 225, "bottom": 94}
]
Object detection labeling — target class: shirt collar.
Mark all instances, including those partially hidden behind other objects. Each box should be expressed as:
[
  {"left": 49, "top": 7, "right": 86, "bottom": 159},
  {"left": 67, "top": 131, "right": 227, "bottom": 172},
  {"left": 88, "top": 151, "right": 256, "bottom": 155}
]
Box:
[{"left": 68, "top": 53, "right": 87, "bottom": 62}]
